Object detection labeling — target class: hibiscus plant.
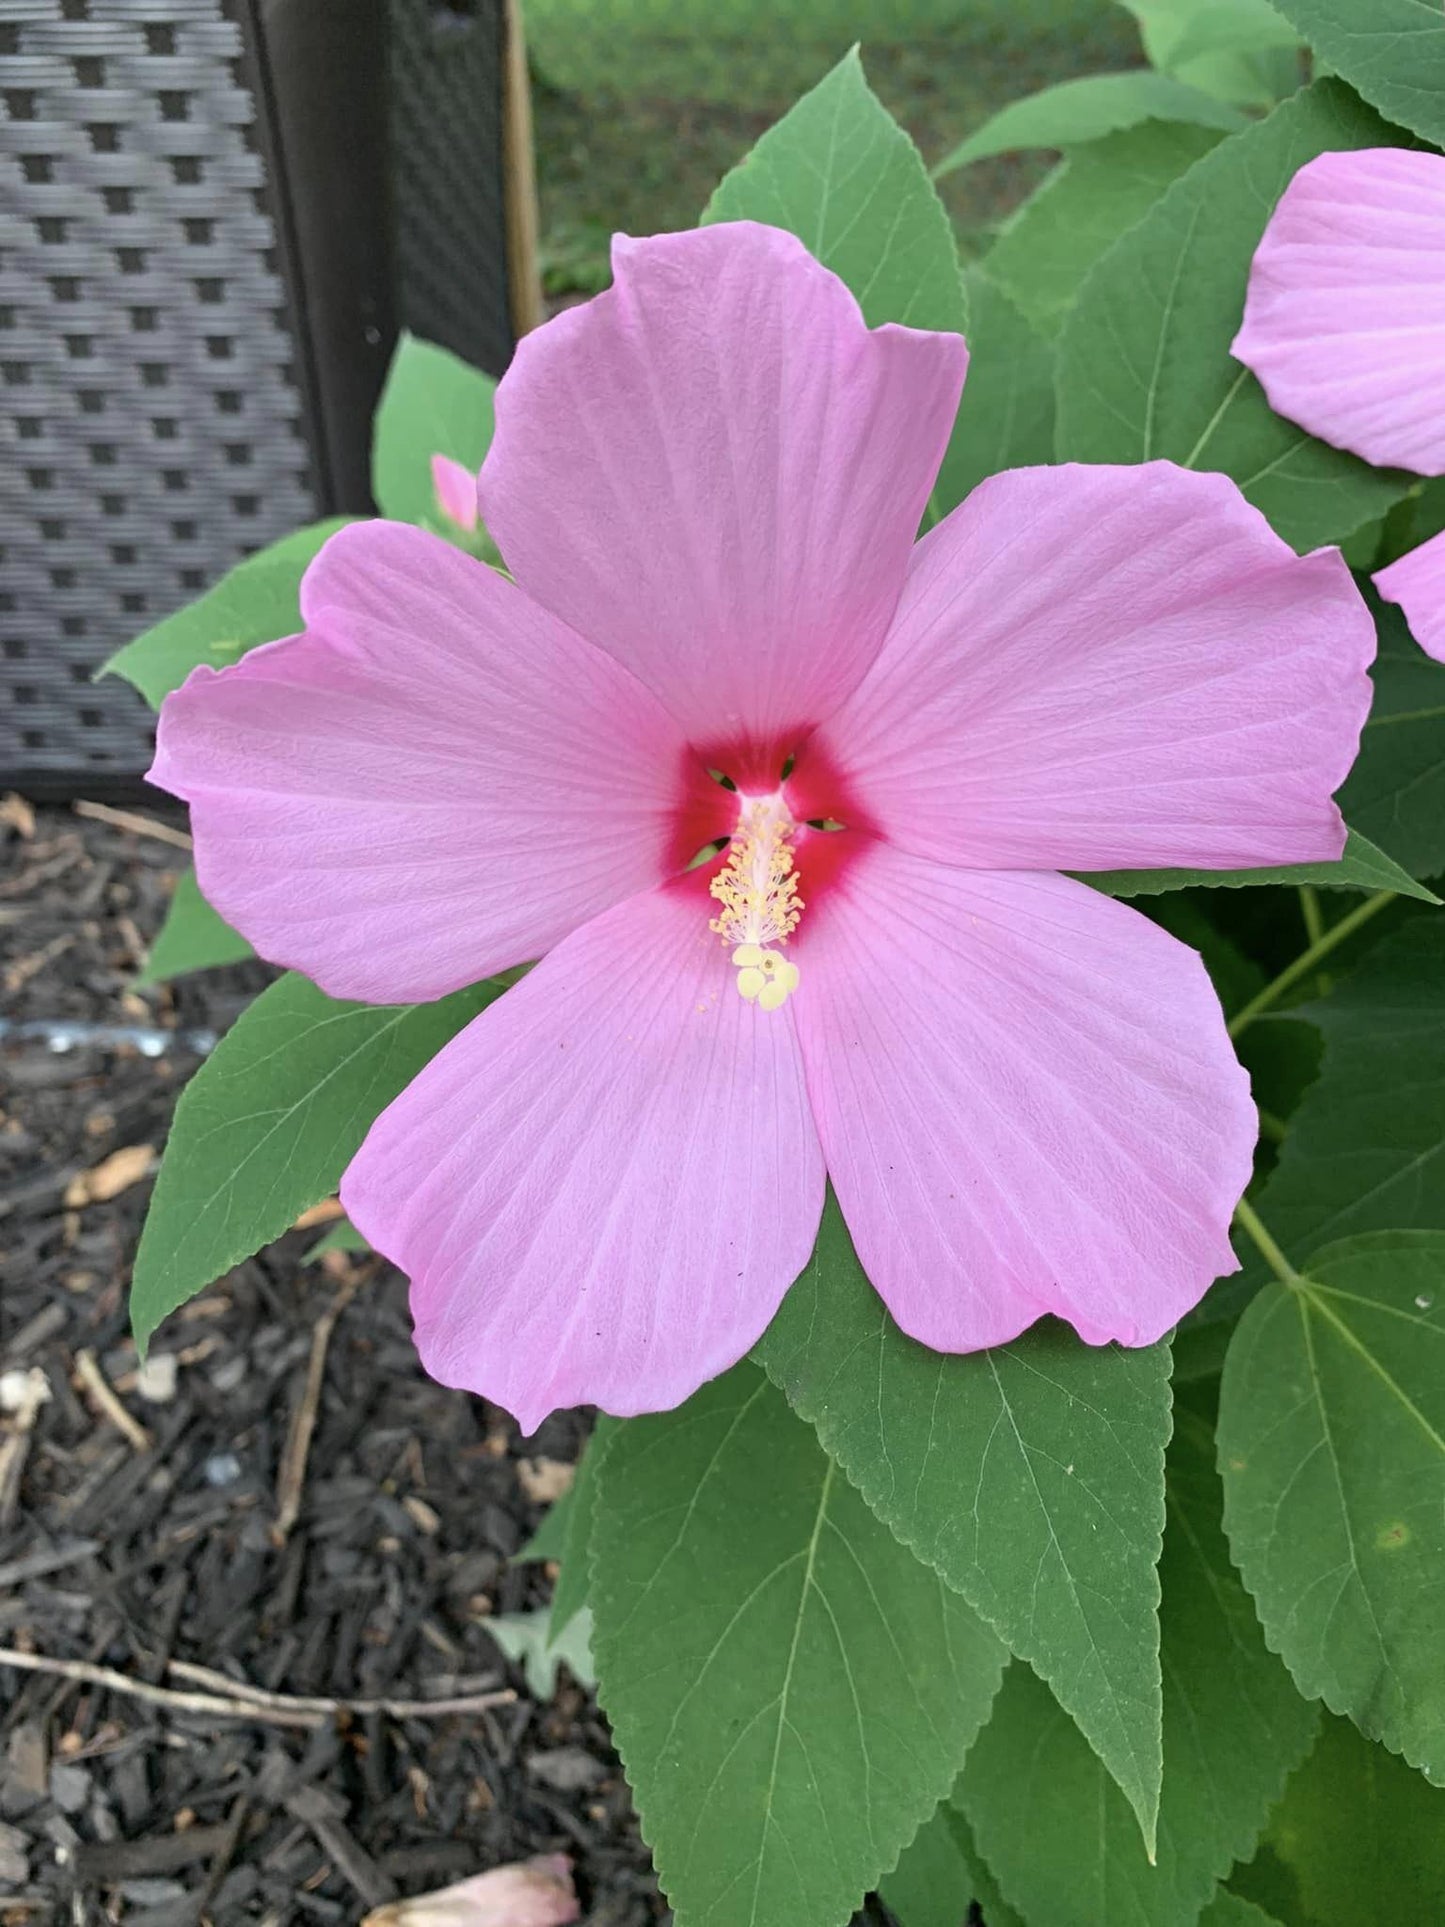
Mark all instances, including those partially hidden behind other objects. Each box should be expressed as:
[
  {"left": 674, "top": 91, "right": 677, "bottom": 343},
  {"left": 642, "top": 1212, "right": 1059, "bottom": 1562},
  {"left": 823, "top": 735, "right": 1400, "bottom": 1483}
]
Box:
[{"left": 107, "top": 10, "right": 1445, "bottom": 1926}]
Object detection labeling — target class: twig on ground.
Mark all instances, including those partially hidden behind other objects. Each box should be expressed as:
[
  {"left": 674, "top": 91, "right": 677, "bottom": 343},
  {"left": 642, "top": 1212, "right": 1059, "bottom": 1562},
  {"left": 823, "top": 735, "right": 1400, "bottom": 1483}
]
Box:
[
  {"left": 74, "top": 800, "right": 193, "bottom": 851},
  {"left": 0, "top": 1368, "right": 51, "bottom": 1533},
  {"left": 0, "top": 1647, "right": 517, "bottom": 1729},
  {"left": 272, "top": 1268, "right": 368, "bottom": 1545},
  {"left": 73, "top": 1349, "right": 153, "bottom": 1453},
  {"left": 4, "top": 933, "right": 76, "bottom": 995}
]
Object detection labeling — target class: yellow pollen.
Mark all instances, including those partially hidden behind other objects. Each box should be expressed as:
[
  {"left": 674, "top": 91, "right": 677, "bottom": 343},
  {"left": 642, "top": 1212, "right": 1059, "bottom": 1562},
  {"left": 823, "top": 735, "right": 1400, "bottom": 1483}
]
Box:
[{"left": 709, "top": 800, "right": 803, "bottom": 1011}]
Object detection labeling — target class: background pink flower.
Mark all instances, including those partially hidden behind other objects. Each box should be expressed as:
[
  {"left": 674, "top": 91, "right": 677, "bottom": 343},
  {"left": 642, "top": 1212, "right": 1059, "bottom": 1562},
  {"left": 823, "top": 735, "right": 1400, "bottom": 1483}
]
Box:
[
  {"left": 152, "top": 223, "right": 1373, "bottom": 1432},
  {"left": 431, "top": 453, "right": 480, "bottom": 533},
  {"left": 1233, "top": 146, "right": 1445, "bottom": 662}
]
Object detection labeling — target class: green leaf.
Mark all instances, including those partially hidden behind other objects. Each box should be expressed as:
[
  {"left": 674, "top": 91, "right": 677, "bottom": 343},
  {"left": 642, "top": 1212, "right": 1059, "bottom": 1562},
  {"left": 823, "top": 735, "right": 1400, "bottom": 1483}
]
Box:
[
  {"left": 1200, "top": 1896, "right": 1285, "bottom": 1927},
  {"left": 1164, "top": 0, "right": 1303, "bottom": 70},
  {"left": 1082, "top": 828, "right": 1438, "bottom": 905},
  {"left": 487, "top": 1606, "right": 596, "bottom": 1698},
  {"left": 1267, "top": 0, "right": 1445, "bottom": 148},
  {"left": 958, "top": 1410, "right": 1317, "bottom": 1927},
  {"left": 549, "top": 1416, "right": 613, "bottom": 1639},
  {"left": 939, "top": 1809, "right": 1022, "bottom": 1927},
  {"left": 590, "top": 1364, "right": 1007, "bottom": 1927},
  {"left": 1220, "top": 1229, "right": 1445, "bottom": 1784},
  {"left": 932, "top": 71, "right": 1242, "bottom": 176},
  {"left": 755, "top": 1195, "right": 1171, "bottom": 1853},
  {"left": 301, "top": 1217, "right": 370, "bottom": 1265},
  {"left": 102, "top": 519, "right": 350, "bottom": 708},
  {"left": 136, "top": 869, "right": 254, "bottom": 986},
  {"left": 881, "top": 1799, "right": 1024, "bottom": 1927},
  {"left": 931, "top": 269, "right": 1055, "bottom": 516},
  {"left": 1339, "top": 595, "right": 1445, "bottom": 881},
  {"left": 370, "top": 331, "right": 499, "bottom": 548},
  {"left": 703, "top": 49, "right": 966, "bottom": 336},
  {"left": 131, "top": 970, "right": 505, "bottom": 1348},
  {"left": 516, "top": 1484, "right": 574, "bottom": 1565},
  {"left": 876, "top": 1799, "right": 975, "bottom": 1927},
  {"left": 1056, "top": 81, "right": 1415, "bottom": 552},
  {"left": 1121, "top": 0, "right": 1302, "bottom": 107},
  {"left": 1236, "top": 920, "right": 1445, "bottom": 1274},
  {"left": 1236, "top": 1714, "right": 1445, "bottom": 1927},
  {"left": 986, "top": 120, "right": 1226, "bottom": 336}
]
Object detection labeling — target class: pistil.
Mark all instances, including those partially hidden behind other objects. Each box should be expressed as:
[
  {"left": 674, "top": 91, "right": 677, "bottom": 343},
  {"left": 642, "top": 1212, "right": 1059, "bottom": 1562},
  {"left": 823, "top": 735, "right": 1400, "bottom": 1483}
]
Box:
[{"left": 708, "top": 795, "right": 803, "bottom": 1009}]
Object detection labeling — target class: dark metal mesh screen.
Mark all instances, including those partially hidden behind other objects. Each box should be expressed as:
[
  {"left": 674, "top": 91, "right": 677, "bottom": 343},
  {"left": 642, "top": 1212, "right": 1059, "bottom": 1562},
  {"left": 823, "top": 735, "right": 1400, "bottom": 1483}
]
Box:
[
  {"left": 0, "top": 0, "right": 317, "bottom": 785},
  {"left": 389, "top": 0, "right": 513, "bottom": 378}
]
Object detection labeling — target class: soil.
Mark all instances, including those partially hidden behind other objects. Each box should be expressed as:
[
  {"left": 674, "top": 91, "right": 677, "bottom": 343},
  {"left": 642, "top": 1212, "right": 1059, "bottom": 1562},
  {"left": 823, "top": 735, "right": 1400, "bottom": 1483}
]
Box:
[{"left": 0, "top": 803, "right": 661, "bottom": 1926}]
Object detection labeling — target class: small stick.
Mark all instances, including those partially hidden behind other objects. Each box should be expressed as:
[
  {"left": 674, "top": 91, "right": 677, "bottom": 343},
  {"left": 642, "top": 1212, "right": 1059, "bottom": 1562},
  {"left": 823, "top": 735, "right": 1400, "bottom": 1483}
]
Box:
[
  {"left": 4, "top": 933, "right": 76, "bottom": 995},
  {"left": 0, "top": 1647, "right": 515, "bottom": 1728},
  {"left": 166, "top": 1659, "right": 513, "bottom": 1720},
  {"left": 272, "top": 1270, "right": 365, "bottom": 1545},
  {"left": 0, "top": 1368, "right": 50, "bottom": 1533},
  {"left": 74, "top": 800, "right": 193, "bottom": 851},
  {"left": 0, "top": 1649, "right": 324, "bottom": 1729},
  {"left": 73, "top": 1349, "right": 152, "bottom": 1452}
]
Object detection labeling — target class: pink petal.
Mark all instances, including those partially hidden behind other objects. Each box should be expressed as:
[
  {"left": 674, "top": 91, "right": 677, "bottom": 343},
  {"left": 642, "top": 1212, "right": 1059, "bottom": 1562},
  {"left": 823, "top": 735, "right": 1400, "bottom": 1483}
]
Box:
[
  {"left": 479, "top": 223, "right": 967, "bottom": 780},
  {"left": 341, "top": 879, "right": 825, "bottom": 1433},
  {"left": 431, "top": 452, "right": 480, "bottom": 532},
  {"left": 792, "top": 842, "right": 1255, "bottom": 1350},
  {"left": 1231, "top": 147, "right": 1445, "bottom": 475},
  {"left": 362, "top": 1856, "right": 579, "bottom": 1927},
  {"left": 1375, "top": 526, "right": 1445, "bottom": 663},
  {"left": 800, "top": 462, "right": 1371, "bottom": 872},
  {"left": 150, "top": 522, "right": 723, "bottom": 1003}
]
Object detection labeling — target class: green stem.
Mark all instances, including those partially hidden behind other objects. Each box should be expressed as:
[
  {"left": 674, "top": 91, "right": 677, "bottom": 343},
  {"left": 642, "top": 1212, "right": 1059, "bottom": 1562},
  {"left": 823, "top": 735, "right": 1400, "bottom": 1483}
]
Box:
[
  {"left": 1256, "top": 1108, "right": 1288, "bottom": 1145},
  {"left": 1298, "top": 885, "right": 1325, "bottom": 947},
  {"left": 1298, "top": 884, "right": 1331, "bottom": 995},
  {"left": 1233, "top": 1196, "right": 1300, "bottom": 1287},
  {"left": 1228, "top": 891, "right": 1394, "bottom": 1039}
]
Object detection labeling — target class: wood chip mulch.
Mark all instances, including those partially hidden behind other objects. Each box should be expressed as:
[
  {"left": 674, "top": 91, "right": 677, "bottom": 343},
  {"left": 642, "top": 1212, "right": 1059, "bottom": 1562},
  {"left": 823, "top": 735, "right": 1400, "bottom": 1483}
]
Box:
[{"left": 1, "top": 802, "right": 663, "bottom": 1926}]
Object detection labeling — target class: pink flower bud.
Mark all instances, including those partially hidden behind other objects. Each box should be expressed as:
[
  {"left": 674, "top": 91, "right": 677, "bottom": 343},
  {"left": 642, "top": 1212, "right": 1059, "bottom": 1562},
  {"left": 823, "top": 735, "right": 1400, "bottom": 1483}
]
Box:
[{"left": 431, "top": 452, "right": 480, "bottom": 533}]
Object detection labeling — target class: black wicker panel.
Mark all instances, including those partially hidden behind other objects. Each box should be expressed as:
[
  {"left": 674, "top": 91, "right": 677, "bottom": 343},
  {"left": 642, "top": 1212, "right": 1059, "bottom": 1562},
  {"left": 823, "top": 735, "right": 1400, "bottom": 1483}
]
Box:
[
  {"left": 388, "top": 0, "right": 513, "bottom": 377},
  {"left": 0, "top": 0, "right": 316, "bottom": 783}
]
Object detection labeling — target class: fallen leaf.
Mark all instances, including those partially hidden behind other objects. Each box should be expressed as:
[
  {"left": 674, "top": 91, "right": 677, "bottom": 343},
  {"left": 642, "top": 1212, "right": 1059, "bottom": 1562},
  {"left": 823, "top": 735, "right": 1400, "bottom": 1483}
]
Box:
[
  {"left": 484, "top": 1608, "right": 595, "bottom": 1698},
  {"left": 64, "top": 1143, "right": 156, "bottom": 1207},
  {"left": 293, "top": 1196, "right": 346, "bottom": 1231}
]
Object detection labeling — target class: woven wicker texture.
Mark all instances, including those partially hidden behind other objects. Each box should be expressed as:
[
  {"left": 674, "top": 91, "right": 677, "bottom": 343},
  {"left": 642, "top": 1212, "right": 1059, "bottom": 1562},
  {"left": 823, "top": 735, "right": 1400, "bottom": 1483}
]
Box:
[
  {"left": 389, "top": 0, "right": 513, "bottom": 376},
  {"left": 0, "top": 0, "right": 316, "bottom": 783}
]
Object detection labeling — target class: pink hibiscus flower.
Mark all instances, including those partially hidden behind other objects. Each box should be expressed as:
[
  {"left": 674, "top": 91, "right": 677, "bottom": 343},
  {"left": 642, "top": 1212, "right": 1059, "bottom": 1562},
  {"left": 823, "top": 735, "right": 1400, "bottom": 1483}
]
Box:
[
  {"left": 151, "top": 223, "right": 1373, "bottom": 1433},
  {"left": 1232, "top": 146, "right": 1445, "bottom": 661}
]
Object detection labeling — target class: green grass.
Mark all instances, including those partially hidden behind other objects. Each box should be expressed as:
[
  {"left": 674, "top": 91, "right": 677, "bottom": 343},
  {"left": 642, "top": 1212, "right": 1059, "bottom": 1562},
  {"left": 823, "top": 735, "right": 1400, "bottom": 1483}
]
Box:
[{"left": 530, "top": 2, "right": 1140, "bottom": 293}]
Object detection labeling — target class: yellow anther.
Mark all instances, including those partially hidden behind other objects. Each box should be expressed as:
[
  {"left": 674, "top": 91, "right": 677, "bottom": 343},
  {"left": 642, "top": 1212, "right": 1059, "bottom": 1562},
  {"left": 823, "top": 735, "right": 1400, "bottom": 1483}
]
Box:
[{"left": 736, "top": 966, "right": 766, "bottom": 1001}]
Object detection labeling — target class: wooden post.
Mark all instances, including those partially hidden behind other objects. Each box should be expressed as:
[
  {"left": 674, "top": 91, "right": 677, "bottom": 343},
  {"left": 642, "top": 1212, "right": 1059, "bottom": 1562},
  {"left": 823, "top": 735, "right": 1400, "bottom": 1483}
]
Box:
[{"left": 503, "top": 0, "right": 544, "bottom": 338}]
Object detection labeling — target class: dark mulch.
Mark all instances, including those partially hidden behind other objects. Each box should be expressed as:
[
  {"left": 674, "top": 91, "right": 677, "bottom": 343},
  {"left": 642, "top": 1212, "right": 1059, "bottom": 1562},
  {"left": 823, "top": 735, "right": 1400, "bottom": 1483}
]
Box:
[{"left": 0, "top": 802, "right": 661, "bottom": 1925}]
